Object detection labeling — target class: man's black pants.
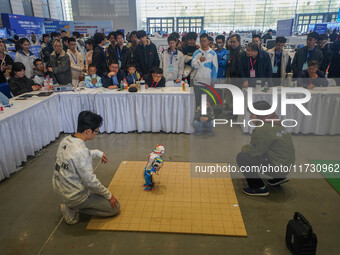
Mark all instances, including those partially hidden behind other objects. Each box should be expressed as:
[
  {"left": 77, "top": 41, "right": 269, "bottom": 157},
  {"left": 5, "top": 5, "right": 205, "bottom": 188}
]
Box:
[{"left": 236, "top": 152, "right": 288, "bottom": 188}]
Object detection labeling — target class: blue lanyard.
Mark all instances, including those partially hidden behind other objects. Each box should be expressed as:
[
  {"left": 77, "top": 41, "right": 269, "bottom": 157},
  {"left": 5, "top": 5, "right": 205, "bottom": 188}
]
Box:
[
  {"left": 306, "top": 47, "right": 314, "bottom": 63},
  {"left": 274, "top": 51, "right": 281, "bottom": 66},
  {"left": 117, "top": 47, "right": 121, "bottom": 60},
  {"left": 168, "top": 48, "right": 176, "bottom": 65},
  {"left": 70, "top": 52, "right": 77, "bottom": 65}
]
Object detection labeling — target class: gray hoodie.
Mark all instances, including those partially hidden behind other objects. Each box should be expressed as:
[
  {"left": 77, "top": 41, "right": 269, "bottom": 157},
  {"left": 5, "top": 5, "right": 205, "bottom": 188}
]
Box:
[{"left": 52, "top": 135, "right": 112, "bottom": 207}]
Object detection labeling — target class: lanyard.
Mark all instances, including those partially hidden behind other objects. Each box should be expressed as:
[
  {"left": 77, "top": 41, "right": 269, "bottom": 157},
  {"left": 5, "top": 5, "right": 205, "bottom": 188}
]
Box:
[
  {"left": 169, "top": 49, "right": 176, "bottom": 65},
  {"left": 0, "top": 55, "right": 5, "bottom": 65},
  {"left": 250, "top": 58, "right": 257, "bottom": 70},
  {"left": 152, "top": 81, "right": 159, "bottom": 87},
  {"left": 274, "top": 51, "right": 281, "bottom": 66},
  {"left": 306, "top": 47, "right": 314, "bottom": 63},
  {"left": 0, "top": 55, "right": 5, "bottom": 72},
  {"left": 117, "top": 47, "right": 121, "bottom": 60},
  {"left": 70, "top": 52, "right": 77, "bottom": 65}
]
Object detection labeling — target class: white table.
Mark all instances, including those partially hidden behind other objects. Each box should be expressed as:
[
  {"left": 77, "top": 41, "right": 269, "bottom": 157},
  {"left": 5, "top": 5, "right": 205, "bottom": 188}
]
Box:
[
  {"left": 58, "top": 87, "right": 195, "bottom": 134},
  {"left": 0, "top": 94, "right": 62, "bottom": 181},
  {"left": 239, "top": 87, "right": 340, "bottom": 135}
]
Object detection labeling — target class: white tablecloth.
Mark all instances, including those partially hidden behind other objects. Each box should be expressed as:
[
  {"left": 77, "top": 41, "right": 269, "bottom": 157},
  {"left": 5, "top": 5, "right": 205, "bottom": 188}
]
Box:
[
  {"left": 0, "top": 94, "right": 62, "bottom": 181},
  {"left": 239, "top": 87, "right": 340, "bottom": 135},
  {"left": 59, "top": 87, "right": 195, "bottom": 134}
]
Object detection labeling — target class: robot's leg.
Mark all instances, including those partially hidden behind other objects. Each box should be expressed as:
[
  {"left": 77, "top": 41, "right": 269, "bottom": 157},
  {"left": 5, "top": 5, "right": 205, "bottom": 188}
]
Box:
[
  {"left": 144, "top": 185, "right": 154, "bottom": 191},
  {"left": 144, "top": 172, "right": 153, "bottom": 190}
]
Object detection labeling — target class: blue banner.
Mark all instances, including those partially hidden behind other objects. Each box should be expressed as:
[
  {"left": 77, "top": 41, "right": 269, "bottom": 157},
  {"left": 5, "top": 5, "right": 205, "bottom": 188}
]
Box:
[
  {"left": 276, "top": 19, "right": 294, "bottom": 37},
  {"left": 44, "top": 19, "right": 71, "bottom": 36},
  {"left": 1, "top": 13, "right": 44, "bottom": 36},
  {"left": 313, "top": 24, "right": 328, "bottom": 34}
]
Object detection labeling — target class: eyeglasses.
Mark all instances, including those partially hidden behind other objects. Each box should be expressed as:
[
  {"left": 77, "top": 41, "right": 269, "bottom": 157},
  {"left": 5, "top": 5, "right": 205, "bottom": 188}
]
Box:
[{"left": 92, "top": 129, "right": 99, "bottom": 134}]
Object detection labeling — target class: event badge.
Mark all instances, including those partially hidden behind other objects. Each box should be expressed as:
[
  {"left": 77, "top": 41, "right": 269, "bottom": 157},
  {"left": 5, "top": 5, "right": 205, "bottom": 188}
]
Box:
[
  {"left": 118, "top": 60, "right": 122, "bottom": 68},
  {"left": 169, "top": 65, "right": 174, "bottom": 73},
  {"left": 273, "top": 66, "right": 278, "bottom": 74},
  {"left": 302, "top": 63, "right": 308, "bottom": 70},
  {"left": 250, "top": 69, "right": 256, "bottom": 78}
]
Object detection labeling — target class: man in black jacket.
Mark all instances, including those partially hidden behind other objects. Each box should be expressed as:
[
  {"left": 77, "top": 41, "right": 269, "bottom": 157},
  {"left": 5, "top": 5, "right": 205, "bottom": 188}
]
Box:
[
  {"left": 226, "top": 34, "right": 244, "bottom": 87},
  {"left": 102, "top": 62, "right": 126, "bottom": 89},
  {"left": 317, "top": 34, "right": 332, "bottom": 73},
  {"left": 107, "top": 30, "right": 129, "bottom": 70},
  {"left": 135, "top": 30, "right": 160, "bottom": 76},
  {"left": 328, "top": 40, "right": 340, "bottom": 78},
  {"left": 144, "top": 67, "right": 165, "bottom": 88},
  {"left": 105, "top": 32, "right": 116, "bottom": 65},
  {"left": 40, "top": 34, "right": 53, "bottom": 63},
  {"left": 292, "top": 32, "right": 323, "bottom": 78},
  {"left": 9, "top": 62, "right": 41, "bottom": 96},
  {"left": 239, "top": 42, "right": 273, "bottom": 88},
  {"left": 92, "top": 33, "right": 109, "bottom": 77},
  {"left": 297, "top": 60, "right": 328, "bottom": 89},
  {"left": 262, "top": 29, "right": 273, "bottom": 44}
]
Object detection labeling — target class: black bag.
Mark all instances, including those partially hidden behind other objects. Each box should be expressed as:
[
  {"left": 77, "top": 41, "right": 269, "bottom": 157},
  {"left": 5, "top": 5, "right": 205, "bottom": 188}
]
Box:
[
  {"left": 286, "top": 212, "right": 317, "bottom": 255},
  {"left": 128, "top": 86, "right": 137, "bottom": 93}
]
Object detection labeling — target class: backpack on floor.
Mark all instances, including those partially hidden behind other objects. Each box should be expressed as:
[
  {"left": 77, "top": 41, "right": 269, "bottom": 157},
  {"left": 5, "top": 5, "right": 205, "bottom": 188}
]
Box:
[{"left": 286, "top": 212, "right": 317, "bottom": 255}]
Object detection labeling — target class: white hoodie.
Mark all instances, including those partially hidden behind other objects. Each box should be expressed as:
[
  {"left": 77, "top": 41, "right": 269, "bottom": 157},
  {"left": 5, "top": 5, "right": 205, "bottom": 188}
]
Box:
[{"left": 52, "top": 135, "right": 111, "bottom": 207}]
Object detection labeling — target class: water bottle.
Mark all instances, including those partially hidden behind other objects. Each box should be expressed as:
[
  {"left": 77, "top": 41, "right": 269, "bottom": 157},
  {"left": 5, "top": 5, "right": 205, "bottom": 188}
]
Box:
[
  {"left": 256, "top": 80, "right": 262, "bottom": 92},
  {"left": 123, "top": 78, "right": 128, "bottom": 90},
  {"left": 140, "top": 78, "right": 145, "bottom": 92},
  {"left": 0, "top": 101, "right": 4, "bottom": 114},
  {"left": 49, "top": 77, "right": 53, "bottom": 89},
  {"left": 120, "top": 80, "right": 124, "bottom": 90},
  {"left": 43, "top": 78, "right": 49, "bottom": 92},
  {"left": 264, "top": 82, "right": 269, "bottom": 92}
]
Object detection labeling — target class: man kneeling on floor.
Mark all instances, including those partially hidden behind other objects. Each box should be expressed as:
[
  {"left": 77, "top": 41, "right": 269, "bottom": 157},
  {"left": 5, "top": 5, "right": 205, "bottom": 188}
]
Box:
[
  {"left": 236, "top": 101, "right": 295, "bottom": 197},
  {"left": 53, "top": 111, "right": 120, "bottom": 225}
]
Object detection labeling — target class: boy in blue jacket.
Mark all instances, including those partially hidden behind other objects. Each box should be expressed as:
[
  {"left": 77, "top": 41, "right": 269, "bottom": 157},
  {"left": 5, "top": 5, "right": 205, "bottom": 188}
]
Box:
[
  {"left": 215, "top": 35, "right": 230, "bottom": 83},
  {"left": 85, "top": 64, "right": 102, "bottom": 88},
  {"left": 126, "top": 64, "right": 141, "bottom": 85}
]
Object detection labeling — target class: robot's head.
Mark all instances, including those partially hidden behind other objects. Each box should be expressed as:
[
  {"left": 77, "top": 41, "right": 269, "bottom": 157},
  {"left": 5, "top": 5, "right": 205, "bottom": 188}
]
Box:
[{"left": 153, "top": 144, "right": 165, "bottom": 155}]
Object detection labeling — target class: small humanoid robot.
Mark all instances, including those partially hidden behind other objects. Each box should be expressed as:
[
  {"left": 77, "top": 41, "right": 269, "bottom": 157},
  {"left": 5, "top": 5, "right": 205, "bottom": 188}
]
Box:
[{"left": 143, "top": 145, "right": 165, "bottom": 191}]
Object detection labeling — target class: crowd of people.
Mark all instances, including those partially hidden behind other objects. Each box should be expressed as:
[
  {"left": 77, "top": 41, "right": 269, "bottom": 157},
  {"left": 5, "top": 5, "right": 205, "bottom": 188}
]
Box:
[{"left": 0, "top": 28, "right": 339, "bottom": 99}]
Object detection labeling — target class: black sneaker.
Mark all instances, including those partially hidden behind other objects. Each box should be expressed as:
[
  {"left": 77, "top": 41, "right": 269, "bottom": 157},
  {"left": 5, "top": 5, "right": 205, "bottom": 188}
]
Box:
[
  {"left": 242, "top": 186, "right": 269, "bottom": 197},
  {"left": 267, "top": 178, "right": 289, "bottom": 186}
]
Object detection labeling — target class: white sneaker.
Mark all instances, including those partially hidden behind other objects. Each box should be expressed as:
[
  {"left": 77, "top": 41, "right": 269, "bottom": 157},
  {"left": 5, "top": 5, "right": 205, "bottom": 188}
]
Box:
[{"left": 60, "top": 204, "right": 79, "bottom": 225}]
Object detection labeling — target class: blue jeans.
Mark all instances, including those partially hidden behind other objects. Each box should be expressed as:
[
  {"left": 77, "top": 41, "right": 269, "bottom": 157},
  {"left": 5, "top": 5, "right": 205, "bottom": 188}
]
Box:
[{"left": 193, "top": 120, "right": 213, "bottom": 134}]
